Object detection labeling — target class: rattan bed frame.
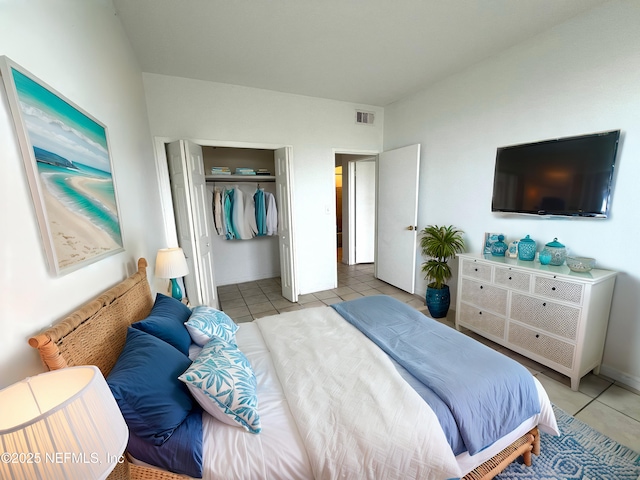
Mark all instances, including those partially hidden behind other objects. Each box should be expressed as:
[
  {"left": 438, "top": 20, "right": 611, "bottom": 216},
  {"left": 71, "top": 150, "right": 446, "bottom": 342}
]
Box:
[{"left": 29, "top": 257, "right": 539, "bottom": 480}]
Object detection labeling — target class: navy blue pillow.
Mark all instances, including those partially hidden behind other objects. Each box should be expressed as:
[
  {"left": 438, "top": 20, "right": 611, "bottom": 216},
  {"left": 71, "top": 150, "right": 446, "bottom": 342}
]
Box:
[
  {"left": 127, "top": 409, "right": 203, "bottom": 478},
  {"left": 107, "top": 328, "right": 194, "bottom": 446},
  {"left": 131, "top": 293, "right": 192, "bottom": 355}
]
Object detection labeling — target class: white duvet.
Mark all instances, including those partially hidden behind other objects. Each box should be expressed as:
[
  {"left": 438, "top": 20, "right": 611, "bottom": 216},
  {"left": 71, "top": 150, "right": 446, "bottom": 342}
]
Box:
[
  {"left": 256, "top": 307, "right": 462, "bottom": 480},
  {"left": 160, "top": 305, "right": 558, "bottom": 480}
]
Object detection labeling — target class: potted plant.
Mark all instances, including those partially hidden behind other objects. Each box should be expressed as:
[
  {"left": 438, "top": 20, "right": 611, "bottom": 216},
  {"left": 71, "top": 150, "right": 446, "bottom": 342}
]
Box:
[{"left": 420, "top": 225, "right": 465, "bottom": 318}]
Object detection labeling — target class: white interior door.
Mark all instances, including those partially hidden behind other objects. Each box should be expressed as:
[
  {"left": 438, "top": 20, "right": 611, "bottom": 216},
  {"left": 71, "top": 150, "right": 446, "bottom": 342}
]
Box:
[
  {"left": 166, "top": 141, "right": 200, "bottom": 302},
  {"left": 184, "top": 140, "right": 217, "bottom": 308},
  {"left": 354, "top": 159, "right": 375, "bottom": 264},
  {"left": 275, "top": 147, "right": 298, "bottom": 302},
  {"left": 167, "top": 140, "right": 218, "bottom": 307},
  {"left": 375, "top": 144, "right": 420, "bottom": 294}
]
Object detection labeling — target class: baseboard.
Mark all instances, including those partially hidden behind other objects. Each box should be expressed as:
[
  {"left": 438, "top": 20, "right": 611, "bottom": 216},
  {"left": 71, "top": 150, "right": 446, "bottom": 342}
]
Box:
[{"left": 599, "top": 364, "right": 640, "bottom": 392}]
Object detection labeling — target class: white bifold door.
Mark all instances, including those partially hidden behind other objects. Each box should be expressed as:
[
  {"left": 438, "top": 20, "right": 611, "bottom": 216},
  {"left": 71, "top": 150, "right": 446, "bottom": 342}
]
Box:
[
  {"left": 274, "top": 147, "right": 298, "bottom": 302},
  {"left": 375, "top": 144, "right": 421, "bottom": 294},
  {"left": 167, "top": 140, "right": 218, "bottom": 308}
]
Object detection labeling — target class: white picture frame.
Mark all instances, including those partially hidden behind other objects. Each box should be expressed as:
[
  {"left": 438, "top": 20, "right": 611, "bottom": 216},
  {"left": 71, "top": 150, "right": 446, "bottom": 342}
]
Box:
[{"left": 0, "top": 56, "right": 124, "bottom": 275}]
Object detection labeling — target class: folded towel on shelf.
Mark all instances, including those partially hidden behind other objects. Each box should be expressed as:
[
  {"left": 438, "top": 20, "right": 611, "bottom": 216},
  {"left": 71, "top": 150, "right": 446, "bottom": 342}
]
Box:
[{"left": 234, "top": 167, "right": 256, "bottom": 175}]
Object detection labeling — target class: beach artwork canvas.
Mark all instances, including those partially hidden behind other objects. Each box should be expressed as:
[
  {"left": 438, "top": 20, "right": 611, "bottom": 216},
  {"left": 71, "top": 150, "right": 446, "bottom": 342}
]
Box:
[{"left": 0, "top": 57, "right": 123, "bottom": 275}]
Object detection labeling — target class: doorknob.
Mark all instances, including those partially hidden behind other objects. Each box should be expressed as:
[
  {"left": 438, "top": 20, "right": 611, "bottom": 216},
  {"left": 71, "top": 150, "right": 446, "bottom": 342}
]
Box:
[{"left": 407, "top": 225, "right": 417, "bottom": 231}]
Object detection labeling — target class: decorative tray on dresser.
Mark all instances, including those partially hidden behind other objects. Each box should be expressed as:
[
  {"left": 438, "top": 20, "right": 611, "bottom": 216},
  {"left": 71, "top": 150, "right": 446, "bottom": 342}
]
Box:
[{"left": 455, "top": 253, "right": 617, "bottom": 391}]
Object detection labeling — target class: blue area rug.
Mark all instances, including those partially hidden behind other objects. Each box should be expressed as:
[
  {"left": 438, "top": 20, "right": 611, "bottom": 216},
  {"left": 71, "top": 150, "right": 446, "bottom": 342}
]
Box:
[{"left": 496, "top": 405, "right": 640, "bottom": 479}]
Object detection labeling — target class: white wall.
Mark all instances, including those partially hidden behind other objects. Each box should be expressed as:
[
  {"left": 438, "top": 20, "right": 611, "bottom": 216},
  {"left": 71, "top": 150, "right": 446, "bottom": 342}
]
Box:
[
  {"left": 384, "top": 0, "right": 640, "bottom": 389},
  {"left": 0, "top": 0, "right": 166, "bottom": 389},
  {"left": 142, "top": 73, "right": 383, "bottom": 294}
]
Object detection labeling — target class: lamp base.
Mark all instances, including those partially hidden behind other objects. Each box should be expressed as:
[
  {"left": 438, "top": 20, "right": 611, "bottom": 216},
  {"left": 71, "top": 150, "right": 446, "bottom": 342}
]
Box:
[{"left": 170, "top": 278, "right": 183, "bottom": 301}]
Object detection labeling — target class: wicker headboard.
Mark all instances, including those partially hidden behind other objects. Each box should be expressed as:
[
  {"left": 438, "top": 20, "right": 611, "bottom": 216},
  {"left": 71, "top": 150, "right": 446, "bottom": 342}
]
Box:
[
  {"left": 28, "top": 258, "right": 187, "bottom": 480},
  {"left": 29, "top": 258, "right": 154, "bottom": 377}
]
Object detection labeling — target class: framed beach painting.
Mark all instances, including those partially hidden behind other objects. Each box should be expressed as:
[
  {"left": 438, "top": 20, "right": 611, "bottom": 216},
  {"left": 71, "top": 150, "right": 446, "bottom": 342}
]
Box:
[{"left": 0, "top": 56, "right": 123, "bottom": 275}]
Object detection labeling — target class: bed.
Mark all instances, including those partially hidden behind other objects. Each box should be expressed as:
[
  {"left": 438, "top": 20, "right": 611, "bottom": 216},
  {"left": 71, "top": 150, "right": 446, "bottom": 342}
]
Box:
[{"left": 29, "top": 258, "right": 558, "bottom": 480}]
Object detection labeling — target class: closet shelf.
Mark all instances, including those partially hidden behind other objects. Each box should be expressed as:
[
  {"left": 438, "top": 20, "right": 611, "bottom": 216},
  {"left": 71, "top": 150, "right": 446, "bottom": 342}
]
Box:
[{"left": 206, "top": 175, "right": 276, "bottom": 182}]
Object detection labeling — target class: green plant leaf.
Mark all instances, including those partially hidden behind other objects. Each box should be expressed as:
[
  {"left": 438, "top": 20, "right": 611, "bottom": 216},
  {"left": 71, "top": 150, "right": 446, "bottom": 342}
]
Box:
[{"left": 419, "top": 225, "right": 465, "bottom": 288}]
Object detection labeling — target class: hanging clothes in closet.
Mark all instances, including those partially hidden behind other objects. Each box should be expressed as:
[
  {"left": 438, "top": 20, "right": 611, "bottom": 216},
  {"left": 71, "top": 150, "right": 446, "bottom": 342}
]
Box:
[
  {"left": 213, "top": 188, "right": 224, "bottom": 236},
  {"left": 212, "top": 184, "right": 278, "bottom": 240},
  {"left": 254, "top": 188, "right": 267, "bottom": 236},
  {"left": 264, "top": 191, "right": 278, "bottom": 236}
]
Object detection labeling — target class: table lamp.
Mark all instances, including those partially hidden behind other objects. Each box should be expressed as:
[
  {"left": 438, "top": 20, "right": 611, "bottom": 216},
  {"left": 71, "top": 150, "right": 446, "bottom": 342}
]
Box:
[
  {"left": 0, "top": 366, "right": 128, "bottom": 480},
  {"left": 155, "top": 247, "right": 189, "bottom": 300}
]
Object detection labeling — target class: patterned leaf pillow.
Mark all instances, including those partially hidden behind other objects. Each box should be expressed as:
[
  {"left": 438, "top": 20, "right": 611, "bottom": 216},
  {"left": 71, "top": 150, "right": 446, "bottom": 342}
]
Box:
[
  {"left": 184, "top": 305, "right": 239, "bottom": 347},
  {"left": 179, "top": 336, "right": 261, "bottom": 434}
]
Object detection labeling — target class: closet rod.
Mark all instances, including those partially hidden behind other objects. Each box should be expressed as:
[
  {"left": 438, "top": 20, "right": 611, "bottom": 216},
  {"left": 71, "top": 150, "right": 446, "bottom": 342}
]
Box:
[{"left": 210, "top": 182, "right": 268, "bottom": 190}]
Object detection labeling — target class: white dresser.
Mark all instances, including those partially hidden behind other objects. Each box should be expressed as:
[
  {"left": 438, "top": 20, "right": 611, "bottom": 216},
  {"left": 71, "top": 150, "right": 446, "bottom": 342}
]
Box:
[{"left": 455, "top": 253, "right": 617, "bottom": 390}]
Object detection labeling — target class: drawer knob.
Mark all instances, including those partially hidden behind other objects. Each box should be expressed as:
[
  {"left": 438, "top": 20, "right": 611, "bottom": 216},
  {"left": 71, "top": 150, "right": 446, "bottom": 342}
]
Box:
[
  {"left": 475, "top": 268, "right": 478, "bottom": 271},
  {"left": 508, "top": 276, "right": 512, "bottom": 280},
  {"left": 542, "top": 302, "right": 546, "bottom": 307},
  {"left": 480, "top": 286, "right": 483, "bottom": 289},
  {"left": 535, "top": 334, "right": 540, "bottom": 338},
  {"left": 479, "top": 311, "right": 483, "bottom": 315},
  {"left": 552, "top": 287, "right": 556, "bottom": 291}
]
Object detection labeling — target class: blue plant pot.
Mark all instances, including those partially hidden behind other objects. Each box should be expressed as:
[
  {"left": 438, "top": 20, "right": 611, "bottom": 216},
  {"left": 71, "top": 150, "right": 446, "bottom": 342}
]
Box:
[{"left": 426, "top": 285, "right": 450, "bottom": 319}]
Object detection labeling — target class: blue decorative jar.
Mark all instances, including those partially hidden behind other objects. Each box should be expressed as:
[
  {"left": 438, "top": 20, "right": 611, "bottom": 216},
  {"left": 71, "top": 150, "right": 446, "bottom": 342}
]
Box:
[
  {"left": 491, "top": 235, "right": 508, "bottom": 256},
  {"left": 544, "top": 237, "right": 566, "bottom": 266},
  {"left": 518, "top": 235, "right": 536, "bottom": 261}
]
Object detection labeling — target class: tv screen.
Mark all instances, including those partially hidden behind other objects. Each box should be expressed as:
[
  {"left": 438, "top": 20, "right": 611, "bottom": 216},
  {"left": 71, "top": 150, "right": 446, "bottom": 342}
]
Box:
[{"left": 491, "top": 130, "right": 620, "bottom": 218}]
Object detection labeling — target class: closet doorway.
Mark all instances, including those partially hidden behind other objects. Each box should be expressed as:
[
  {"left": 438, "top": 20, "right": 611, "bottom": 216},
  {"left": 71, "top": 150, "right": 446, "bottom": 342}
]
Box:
[
  {"left": 335, "top": 153, "right": 376, "bottom": 266},
  {"left": 155, "top": 138, "right": 298, "bottom": 305}
]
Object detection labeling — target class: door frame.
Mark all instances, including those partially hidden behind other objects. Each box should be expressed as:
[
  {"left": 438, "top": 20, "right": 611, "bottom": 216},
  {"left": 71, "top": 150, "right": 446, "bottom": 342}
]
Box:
[
  {"left": 153, "top": 136, "right": 299, "bottom": 299},
  {"left": 332, "top": 149, "right": 379, "bottom": 284}
]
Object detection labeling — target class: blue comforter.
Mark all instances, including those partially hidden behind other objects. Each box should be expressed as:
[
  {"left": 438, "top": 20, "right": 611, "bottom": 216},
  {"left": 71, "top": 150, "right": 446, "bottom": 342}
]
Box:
[{"left": 331, "top": 295, "right": 540, "bottom": 456}]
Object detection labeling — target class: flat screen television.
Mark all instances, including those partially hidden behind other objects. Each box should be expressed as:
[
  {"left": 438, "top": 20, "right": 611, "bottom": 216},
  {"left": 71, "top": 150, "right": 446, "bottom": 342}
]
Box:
[{"left": 491, "top": 130, "right": 620, "bottom": 218}]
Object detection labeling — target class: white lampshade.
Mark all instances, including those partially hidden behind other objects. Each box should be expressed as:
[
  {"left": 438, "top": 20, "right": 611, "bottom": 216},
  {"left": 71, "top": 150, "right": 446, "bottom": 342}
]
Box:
[
  {"left": 0, "top": 366, "right": 128, "bottom": 480},
  {"left": 155, "top": 247, "right": 189, "bottom": 279}
]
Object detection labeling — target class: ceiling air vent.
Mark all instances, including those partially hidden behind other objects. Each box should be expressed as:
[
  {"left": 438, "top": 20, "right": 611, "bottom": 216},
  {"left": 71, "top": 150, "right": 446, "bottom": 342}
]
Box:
[{"left": 355, "top": 110, "right": 375, "bottom": 125}]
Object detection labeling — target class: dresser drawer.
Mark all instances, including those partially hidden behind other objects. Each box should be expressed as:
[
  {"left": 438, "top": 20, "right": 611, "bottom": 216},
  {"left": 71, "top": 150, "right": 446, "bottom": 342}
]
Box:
[
  {"left": 460, "top": 278, "right": 507, "bottom": 315},
  {"left": 510, "top": 293, "right": 580, "bottom": 341},
  {"left": 508, "top": 323, "right": 575, "bottom": 369},
  {"left": 533, "top": 276, "right": 584, "bottom": 305},
  {"left": 461, "top": 259, "right": 492, "bottom": 282},
  {"left": 494, "top": 267, "right": 531, "bottom": 292},
  {"left": 459, "top": 302, "right": 506, "bottom": 339}
]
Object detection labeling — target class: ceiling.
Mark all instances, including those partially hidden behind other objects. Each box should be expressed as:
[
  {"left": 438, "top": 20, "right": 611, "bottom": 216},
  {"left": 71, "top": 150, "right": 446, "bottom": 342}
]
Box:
[{"left": 112, "top": 0, "right": 608, "bottom": 106}]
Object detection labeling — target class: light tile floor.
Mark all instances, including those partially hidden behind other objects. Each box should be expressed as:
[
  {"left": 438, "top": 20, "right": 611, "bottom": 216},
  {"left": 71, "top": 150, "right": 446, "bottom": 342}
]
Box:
[{"left": 218, "top": 262, "right": 640, "bottom": 453}]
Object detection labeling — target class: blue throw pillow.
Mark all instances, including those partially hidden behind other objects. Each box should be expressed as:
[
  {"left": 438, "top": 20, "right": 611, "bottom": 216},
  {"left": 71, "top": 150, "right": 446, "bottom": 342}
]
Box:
[
  {"left": 131, "top": 293, "right": 192, "bottom": 355},
  {"left": 127, "top": 408, "right": 203, "bottom": 478},
  {"left": 179, "top": 336, "right": 261, "bottom": 434},
  {"left": 184, "top": 305, "right": 239, "bottom": 347},
  {"left": 107, "top": 328, "right": 194, "bottom": 446}
]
